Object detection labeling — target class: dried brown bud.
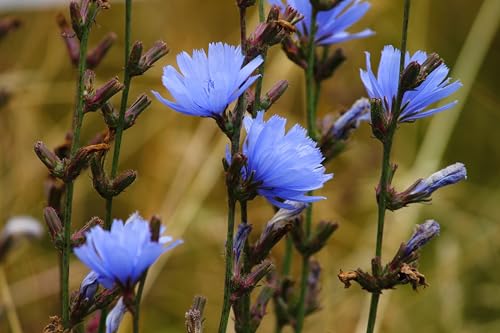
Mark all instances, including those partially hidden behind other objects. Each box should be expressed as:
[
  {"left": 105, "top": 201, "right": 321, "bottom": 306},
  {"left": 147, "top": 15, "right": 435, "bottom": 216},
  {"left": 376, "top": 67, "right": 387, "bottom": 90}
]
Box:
[
  {"left": 56, "top": 13, "right": 80, "bottom": 66},
  {"left": 34, "top": 141, "right": 64, "bottom": 177},
  {"left": 87, "top": 32, "right": 117, "bottom": 69},
  {"left": 130, "top": 41, "right": 169, "bottom": 76},
  {"left": 43, "top": 207, "right": 63, "bottom": 244},
  {"left": 85, "top": 77, "right": 124, "bottom": 112},
  {"left": 124, "top": 94, "right": 151, "bottom": 129},
  {"left": 65, "top": 143, "right": 109, "bottom": 181}
]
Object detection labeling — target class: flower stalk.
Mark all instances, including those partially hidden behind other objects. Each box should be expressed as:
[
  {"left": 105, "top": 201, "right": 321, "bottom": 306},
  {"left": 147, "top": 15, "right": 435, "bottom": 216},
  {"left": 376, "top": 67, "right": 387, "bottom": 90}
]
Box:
[
  {"left": 365, "top": 1, "right": 411, "bottom": 332},
  {"left": 295, "top": 8, "right": 318, "bottom": 333},
  {"left": 61, "top": 3, "right": 94, "bottom": 325}
]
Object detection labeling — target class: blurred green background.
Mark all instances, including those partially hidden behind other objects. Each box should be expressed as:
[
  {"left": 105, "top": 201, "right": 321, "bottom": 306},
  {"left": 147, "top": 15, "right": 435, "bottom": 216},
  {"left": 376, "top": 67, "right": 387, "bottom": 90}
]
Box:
[{"left": 0, "top": 0, "right": 499, "bottom": 332}]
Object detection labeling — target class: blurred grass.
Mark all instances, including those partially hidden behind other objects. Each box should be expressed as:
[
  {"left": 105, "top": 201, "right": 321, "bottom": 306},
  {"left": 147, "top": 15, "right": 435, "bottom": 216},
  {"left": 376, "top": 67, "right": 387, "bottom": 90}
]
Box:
[{"left": 0, "top": 0, "right": 499, "bottom": 332}]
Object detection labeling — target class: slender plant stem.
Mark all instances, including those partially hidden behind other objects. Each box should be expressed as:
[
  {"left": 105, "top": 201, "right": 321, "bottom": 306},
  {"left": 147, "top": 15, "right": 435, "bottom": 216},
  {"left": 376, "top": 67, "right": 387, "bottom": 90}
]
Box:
[
  {"left": 97, "top": 308, "right": 107, "bottom": 333},
  {"left": 104, "top": 0, "right": 133, "bottom": 229},
  {"left": 218, "top": 197, "right": 237, "bottom": 333},
  {"left": 295, "top": 8, "right": 318, "bottom": 332},
  {"left": 305, "top": 10, "right": 318, "bottom": 140},
  {"left": 61, "top": 18, "right": 91, "bottom": 326},
  {"left": 252, "top": 0, "right": 267, "bottom": 117},
  {"left": 133, "top": 271, "right": 148, "bottom": 333},
  {"left": 365, "top": 1, "right": 411, "bottom": 332}
]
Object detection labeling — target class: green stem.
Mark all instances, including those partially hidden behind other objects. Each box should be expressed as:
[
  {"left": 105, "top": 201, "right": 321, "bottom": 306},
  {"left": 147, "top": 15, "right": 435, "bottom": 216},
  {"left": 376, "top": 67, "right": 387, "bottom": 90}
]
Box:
[
  {"left": 97, "top": 308, "right": 107, "bottom": 333},
  {"left": 61, "top": 18, "right": 91, "bottom": 327},
  {"left": 305, "top": 10, "right": 318, "bottom": 141},
  {"left": 98, "top": 2, "right": 132, "bottom": 332},
  {"left": 365, "top": 1, "right": 411, "bottom": 332},
  {"left": 252, "top": 0, "right": 267, "bottom": 117},
  {"left": 295, "top": 8, "right": 318, "bottom": 332},
  {"left": 133, "top": 271, "right": 148, "bottom": 333},
  {"left": 217, "top": 197, "right": 237, "bottom": 333},
  {"left": 104, "top": 0, "right": 133, "bottom": 229}
]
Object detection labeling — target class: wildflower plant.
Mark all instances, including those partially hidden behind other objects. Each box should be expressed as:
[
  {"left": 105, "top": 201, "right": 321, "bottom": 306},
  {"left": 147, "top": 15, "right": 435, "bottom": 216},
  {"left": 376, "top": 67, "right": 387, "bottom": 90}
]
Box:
[{"left": 13, "top": 0, "right": 467, "bottom": 333}]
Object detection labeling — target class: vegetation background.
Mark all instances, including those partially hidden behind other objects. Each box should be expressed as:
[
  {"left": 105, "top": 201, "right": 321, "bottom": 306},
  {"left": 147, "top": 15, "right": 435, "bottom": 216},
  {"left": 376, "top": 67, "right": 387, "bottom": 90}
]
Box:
[{"left": 0, "top": 0, "right": 498, "bottom": 332}]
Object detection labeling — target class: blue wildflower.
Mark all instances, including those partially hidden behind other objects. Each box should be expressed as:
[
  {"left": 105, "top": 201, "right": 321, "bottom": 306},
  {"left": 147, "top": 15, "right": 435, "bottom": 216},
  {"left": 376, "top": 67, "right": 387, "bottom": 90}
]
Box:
[
  {"left": 360, "top": 45, "right": 462, "bottom": 122},
  {"left": 268, "top": 0, "right": 374, "bottom": 45},
  {"left": 331, "top": 97, "right": 370, "bottom": 140},
  {"left": 152, "top": 42, "right": 263, "bottom": 118},
  {"left": 106, "top": 297, "right": 126, "bottom": 333},
  {"left": 404, "top": 220, "right": 440, "bottom": 256},
  {"left": 239, "top": 111, "right": 333, "bottom": 208},
  {"left": 74, "top": 213, "right": 182, "bottom": 290},
  {"left": 410, "top": 163, "right": 467, "bottom": 197}
]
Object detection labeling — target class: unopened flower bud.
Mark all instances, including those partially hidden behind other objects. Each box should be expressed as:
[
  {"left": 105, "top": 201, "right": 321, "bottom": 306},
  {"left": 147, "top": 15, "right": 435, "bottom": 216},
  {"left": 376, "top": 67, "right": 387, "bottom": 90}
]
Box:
[
  {"left": 419, "top": 53, "right": 443, "bottom": 81},
  {"left": 149, "top": 215, "right": 162, "bottom": 242},
  {"left": 306, "top": 221, "right": 338, "bottom": 256},
  {"left": 111, "top": 170, "right": 137, "bottom": 196},
  {"left": 66, "top": 143, "right": 109, "bottom": 181},
  {"left": 315, "top": 48, "right": 346, "bottom": 82},
  {"left": 69, "top": 1, "right": 83, "bottom": 38},
  {"left": 310, "top": 0, "right": 342, "bottom": 11},
  {"left": 404, "top": 220, "right": 440, "bottom": 256},
  {"left": 131, "top": 41, "right": 169, "bottom": 76},
  {"left": 101, "top": 102, "right": 118, "bottom": 128},
  {"left": 389, "top": 163, "right": 467, "bottom": 210},
  {"left": 106, "top": 297, "right": 127, "bottom": 333},
  {"left": 369, "top": 98, "right": 387, "bottom": 141},
  {"left": 331, "top": 97, "right": 370, "bottom": 140},
  {"left": 85, "top": 77, "right": 123, "bottom": 112},
  {"left": 400, "top": 61, "right": 421, "bottom": 92},
  {"left": 87, "top": 32, "right": 117, "bottom": 69},
  {"left": 281, "top": 37, "right": 307, "bottom": 69},
  {"left": 43, "top": 207, "right": 63, "bottom": 243},
  {"left": 306, "top": 259, "right": 321, "bottom": 313},
  {"left": 79, "top": 271, "right": 99, "bottom": 302},
  {"left": 72, "top": 216, "right": 104, "bottom": 247},
  {"left": 124, "top": 94, "right": 151, "bottom": 129},
  {"left": 128, "top": 41, "right": 143, "bottom": 71},
  {"left": 260, "top": 80, "right": 288, "bottom": 110},
  {"left": 185, "top": 296, "right": 207, "bottom": 333},
  {"left": 242, "top": 260, "right": 273, "bottom": 292},
  {"left": 233, "top": 224, "right": 252, "bottom": 275},
  {"left": 237, "top": 0, "right": 256, "bottom": 9},
  {"left": 34, "top": 141, "right": 64, "bottom": 177},
  {"left": 56, "top": 13, "right": 79, "bottom": 66}
]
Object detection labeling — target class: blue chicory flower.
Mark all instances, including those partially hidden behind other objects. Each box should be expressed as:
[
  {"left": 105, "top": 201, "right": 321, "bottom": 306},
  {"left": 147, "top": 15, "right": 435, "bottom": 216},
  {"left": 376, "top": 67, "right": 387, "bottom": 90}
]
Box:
[
  {"left": 74, "top": 213, "right": 182, "bottom": 290},
  {"left": 152, "top": 42, "right": 263, "bottom": 118},
  {"left": 268, "top": 0, "right": 374, "bottom": 45},
  {"left": 238, "top": 111, "right": 333, "bottom": 208},
  {"left": 404, "top": 220, "right": 440, "bottom": 256},
  {"left": 410, "top": 162, "right": 467, "bottom": 197},
  {"left": 106, "top": 297, "right": 126, "bottom": 333},
  {"left": 331, "top": 97, "right": 370, "bottom": 140},
  {"left": 360, "top": 45, "right": 462, "bottom": 122}
]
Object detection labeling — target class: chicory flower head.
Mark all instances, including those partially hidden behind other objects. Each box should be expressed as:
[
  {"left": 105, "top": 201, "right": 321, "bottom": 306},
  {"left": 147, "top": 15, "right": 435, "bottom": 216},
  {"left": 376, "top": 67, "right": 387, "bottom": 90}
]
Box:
[
  {"left": 410, "top": 162, "right": 467, "bottom": 198},
  {"left": 268, "top": 0, "right": 374, "bottom": 45},
  {"left": 153, "top": 42, "right": 263, "bottom": 118},
  {"left": 360, "top": 45, "right": 462, "bottom": 122},
  {"left": 404, "top": 220, "right": 440, "bottom": 256},
  {"left": 74, "top": 213, "right": 182, "bottom": 290},
  {"left": 239, "top": 111, "right": 333, "bottom": 208}
]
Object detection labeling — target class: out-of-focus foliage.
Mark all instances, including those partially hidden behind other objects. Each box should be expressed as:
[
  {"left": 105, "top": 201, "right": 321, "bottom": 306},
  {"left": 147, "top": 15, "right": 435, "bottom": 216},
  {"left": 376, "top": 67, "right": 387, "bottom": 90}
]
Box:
[{"left": 0, "top": 0, "right": 498, "bottom": 332}]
